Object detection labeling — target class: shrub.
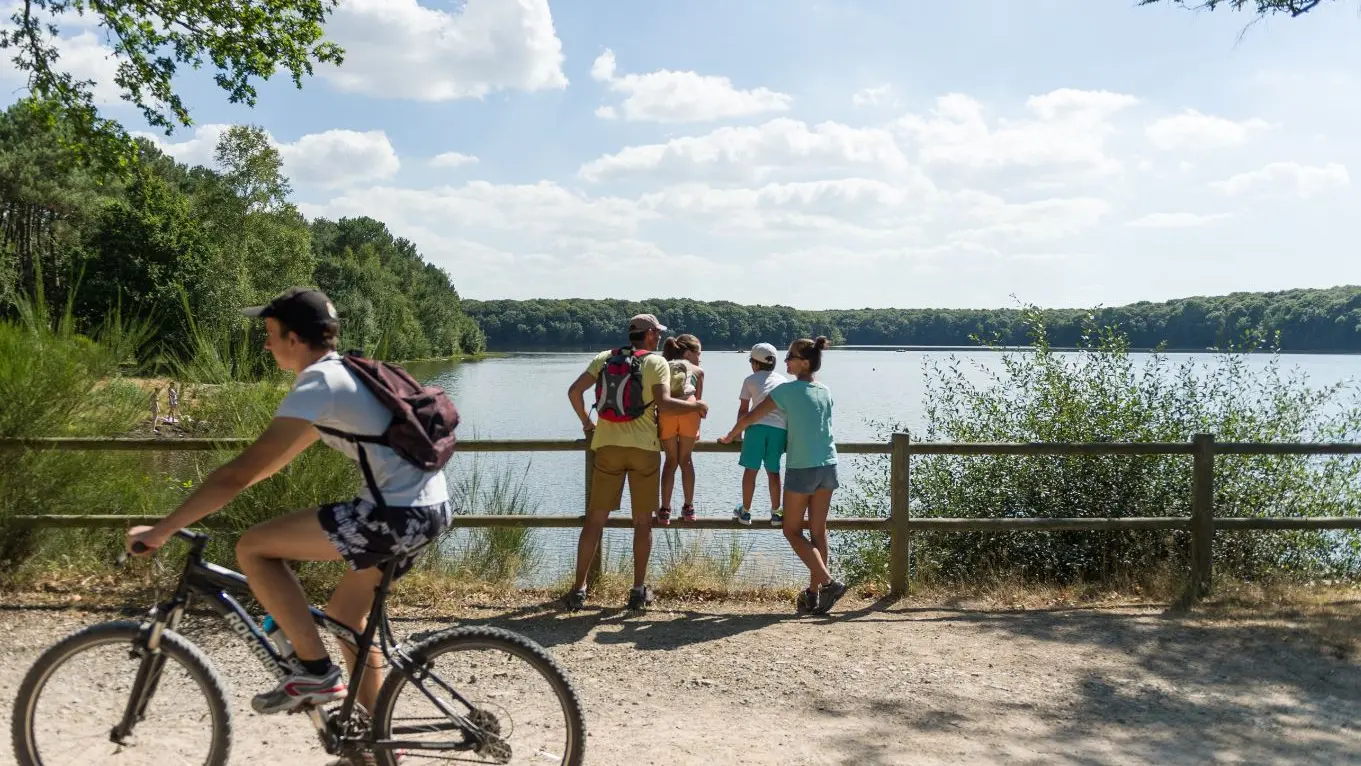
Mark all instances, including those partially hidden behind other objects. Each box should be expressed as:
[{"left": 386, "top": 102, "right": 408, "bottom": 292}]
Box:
[{"left": 835, "top": 307, "right": 1361, "bottom": 587}]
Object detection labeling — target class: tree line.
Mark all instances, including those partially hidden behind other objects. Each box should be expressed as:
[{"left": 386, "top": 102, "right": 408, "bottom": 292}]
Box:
[
  {"left": 465, "top": 287, "right": 1361, "bottom": 352},
  {"left": 0, "top": 100, "right": 485, "bottom": 366}
]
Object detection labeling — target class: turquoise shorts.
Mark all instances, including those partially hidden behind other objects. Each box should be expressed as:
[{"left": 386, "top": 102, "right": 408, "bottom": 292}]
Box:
[{"left": 738, "top": 424, "right": 786, "bottom": 473}]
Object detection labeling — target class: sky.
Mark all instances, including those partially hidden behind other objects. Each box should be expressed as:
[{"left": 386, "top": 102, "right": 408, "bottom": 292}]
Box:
[{"left": 4, "top": 0, "right": 1361, "bottom": 311}]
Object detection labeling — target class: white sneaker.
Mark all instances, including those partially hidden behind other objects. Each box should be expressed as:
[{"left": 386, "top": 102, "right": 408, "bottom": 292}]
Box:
[{"left": 251, "top": 664, "right": 347, "bottom": 714}]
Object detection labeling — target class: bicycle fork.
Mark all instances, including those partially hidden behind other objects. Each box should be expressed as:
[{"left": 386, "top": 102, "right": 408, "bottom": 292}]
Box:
[{"left": 111, "top": 602, "right": 185, "bottom": 744}]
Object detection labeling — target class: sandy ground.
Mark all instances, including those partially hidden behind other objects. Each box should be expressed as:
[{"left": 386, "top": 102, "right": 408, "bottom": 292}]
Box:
[{"left": 3, "top": 594, "right": 1360, "bottom": 765}]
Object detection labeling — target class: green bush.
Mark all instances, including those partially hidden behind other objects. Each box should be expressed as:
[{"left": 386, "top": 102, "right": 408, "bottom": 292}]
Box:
[
  {"left": 835, "top": 307, "right": 1361, "bottom": 587},
  {"left": 419, "top": 458, "right": 541, "bottom": 585},
  {"left": 0, "top": 300, "right": 168, "bottom": 572}
]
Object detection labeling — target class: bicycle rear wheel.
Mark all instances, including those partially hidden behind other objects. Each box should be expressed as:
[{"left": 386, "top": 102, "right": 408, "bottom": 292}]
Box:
[
  {"left": 371, "top": 626, "right": 585, "bottom": 766},
  {"left": 11, "top": 620, "right": 231, "bottom": 766}
]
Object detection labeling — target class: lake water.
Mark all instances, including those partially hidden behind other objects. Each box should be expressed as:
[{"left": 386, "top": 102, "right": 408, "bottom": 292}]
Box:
[{"left": 405, "top": 350, "right": 1361, "bottom": 588}]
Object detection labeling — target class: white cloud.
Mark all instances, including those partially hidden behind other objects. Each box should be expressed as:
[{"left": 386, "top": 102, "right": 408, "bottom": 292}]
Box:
[
  {"left": 277, "top": 130, "right": 399, "bottom": 186},
  {"left": 589, "top": 48, "right": 791, "bottom": 122},
  {"left": 139, "top": 123, "right": 230, "bottom": 168},
  {"left": 300, "top": 181, "right": 653, "bottom": 238},
  {"left": 1146, "top": 109, "right": 1273, "bottom": 150},
  {"left": 852, "top": 84, "right": 897, "bottom": 108},
  {"left": 897, "top": 89, "right": 1139, "bottom": 177},
  {"left": 429, "top": 151, "right": 479, "bottom": 168},
  {"left": 594, "top": 105, "right": 618, "bottom": 120},
  {"left": 1211, "top": 162, "right": 1350, "bottom": 199},
  {"left": 949, "top": 192, "right": 1112, "bottom": 242},
  {"left": 141, "top": 124, "right": 400, "bottom": 187},
  {"left": 640, "top": 178, "right": 936, "bottom": 238},
  {"left": 1126, "top": 212, "right": 1234, "bottom": 228},
  {"left": 578, "top": 118, "right": 911, "bottom": 183},
  {"left": 0, "top": 30, "right": 121, "bottom": 105},
  {"left": 319, "top": 0, "right": 567, "bottom": 101}
]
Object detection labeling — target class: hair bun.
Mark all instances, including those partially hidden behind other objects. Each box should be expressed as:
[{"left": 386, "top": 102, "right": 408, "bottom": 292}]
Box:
[{"left": 813, "top": 336, "right": 829, "bottom": 350}]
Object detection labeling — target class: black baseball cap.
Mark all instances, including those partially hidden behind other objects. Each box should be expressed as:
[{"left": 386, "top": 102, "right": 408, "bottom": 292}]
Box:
[{"left": 242, "top": 287, "right": 339, "bottom": 332}]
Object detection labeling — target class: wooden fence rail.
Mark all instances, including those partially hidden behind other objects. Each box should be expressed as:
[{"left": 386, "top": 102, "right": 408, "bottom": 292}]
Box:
[{"left": 5, "top": 435, "right": 1361, "bottom": 602}]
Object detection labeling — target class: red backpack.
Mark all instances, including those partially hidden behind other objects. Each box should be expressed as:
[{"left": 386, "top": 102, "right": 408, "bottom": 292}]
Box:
[
  {"left": 314, "top": 352, "right": 459, "bottom": 507},
  {"left": 593, "top": 347, "right": 652, "bottom": 423}
]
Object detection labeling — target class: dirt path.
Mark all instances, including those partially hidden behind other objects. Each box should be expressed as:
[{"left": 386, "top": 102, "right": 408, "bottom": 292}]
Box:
[{"left": 3, "top": 595, "right": 1359, "bottom": 765}]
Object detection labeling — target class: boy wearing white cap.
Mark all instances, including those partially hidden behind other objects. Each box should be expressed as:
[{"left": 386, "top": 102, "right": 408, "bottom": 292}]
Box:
[{"left": 731, "top": 342, "right": 788, "bottom": 525}]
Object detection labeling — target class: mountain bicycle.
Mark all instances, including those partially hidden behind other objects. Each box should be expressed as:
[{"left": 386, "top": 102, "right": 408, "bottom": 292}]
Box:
[{"left": 11, "top": 528, "right": 586, "bottom": 765}]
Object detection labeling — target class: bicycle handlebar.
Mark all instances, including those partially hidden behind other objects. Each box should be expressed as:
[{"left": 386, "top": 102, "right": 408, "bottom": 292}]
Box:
[{"left": 123, "top": 529, "right": 209, "bottom": 559}]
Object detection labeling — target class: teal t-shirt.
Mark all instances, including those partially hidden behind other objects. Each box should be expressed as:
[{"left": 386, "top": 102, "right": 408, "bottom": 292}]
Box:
[{"left": 769, "top": 380, "right": 837, "bottom": 470}]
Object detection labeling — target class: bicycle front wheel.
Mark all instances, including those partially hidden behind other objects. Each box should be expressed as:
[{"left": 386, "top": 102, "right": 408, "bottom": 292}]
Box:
[
  {"left": 372, "top": 626, "right": 585, "bottom": 766},
  {"left": 11, "top": 620, "right": 232, "bottom": 766}
]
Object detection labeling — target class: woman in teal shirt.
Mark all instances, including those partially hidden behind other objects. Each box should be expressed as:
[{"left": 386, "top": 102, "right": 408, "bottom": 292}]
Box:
[{"left": 720, "top": 336, "right": 847, "bottom": 615}]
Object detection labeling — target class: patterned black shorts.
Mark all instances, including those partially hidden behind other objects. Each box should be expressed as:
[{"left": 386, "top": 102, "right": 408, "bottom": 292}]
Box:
[{"left": 318, "top": 498, "right": 453, "bottom": 579}]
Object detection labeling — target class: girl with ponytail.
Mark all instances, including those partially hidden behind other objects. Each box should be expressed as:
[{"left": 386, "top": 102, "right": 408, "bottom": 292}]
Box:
[{"left": 658, "top": 334, "right": 705, "bottom": 523}]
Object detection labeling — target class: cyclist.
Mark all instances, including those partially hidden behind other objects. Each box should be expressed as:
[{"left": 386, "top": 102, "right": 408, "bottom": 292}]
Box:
[{"left": 127, "top": 287, "right": 452, "bottom": 723}]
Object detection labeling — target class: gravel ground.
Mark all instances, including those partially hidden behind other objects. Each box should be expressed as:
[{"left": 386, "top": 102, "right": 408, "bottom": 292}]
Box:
[{"left": 3, "top": 595, "right": 1360, "bottom": 765}]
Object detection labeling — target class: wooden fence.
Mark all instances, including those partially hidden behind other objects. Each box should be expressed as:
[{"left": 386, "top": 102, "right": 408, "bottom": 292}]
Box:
[{"left": 6, "top": 435, "right": 1361, "bottom": 601}]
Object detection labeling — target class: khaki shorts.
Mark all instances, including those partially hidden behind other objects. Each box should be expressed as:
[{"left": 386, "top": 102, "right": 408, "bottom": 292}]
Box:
[{"left": 588, "top": 445, "right": 661, "bottom": 521}]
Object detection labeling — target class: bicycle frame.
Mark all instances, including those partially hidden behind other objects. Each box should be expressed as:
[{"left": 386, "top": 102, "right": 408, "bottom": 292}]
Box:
[{"left": 120, "top": 529, "right": 483, "bottom": 757}]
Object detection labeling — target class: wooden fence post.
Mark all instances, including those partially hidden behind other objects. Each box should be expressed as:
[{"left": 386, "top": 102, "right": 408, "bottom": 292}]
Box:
[
  {"left": 1189, "top": 432, "right": 1216, "bottom": 601},
  {"left": 584, "top": 444, "right": 602, "bottom": 588},
  {"left": 889, "top": 432, "right": 911, "bottom": 597}
]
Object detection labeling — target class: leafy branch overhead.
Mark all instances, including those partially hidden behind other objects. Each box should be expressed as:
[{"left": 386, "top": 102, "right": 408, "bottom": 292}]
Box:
[
  {"left": 0, "top": 0, "right": 344, "bottom": 165},
  {"left": 1138, "top": 0, "right": 1330, "bottom": 17}
]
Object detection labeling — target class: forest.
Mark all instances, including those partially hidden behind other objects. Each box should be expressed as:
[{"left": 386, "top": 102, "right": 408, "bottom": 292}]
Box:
[
  {"left": 0, "top": 101, "right": 485, "bottom": 367},
  {"left": 466, "top": 287, "right": 1361, "bottom": 352}
]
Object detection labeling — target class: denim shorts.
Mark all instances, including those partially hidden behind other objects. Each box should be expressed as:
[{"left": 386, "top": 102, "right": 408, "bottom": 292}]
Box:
[
  {"left": 784, "top": 464, "right": 840, "bottom": 495},
  {"left": 318, "top": 497, "right": 453, "bottom": 578}
]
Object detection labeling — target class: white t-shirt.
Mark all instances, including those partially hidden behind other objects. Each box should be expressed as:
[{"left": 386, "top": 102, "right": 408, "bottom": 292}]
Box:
[
  {"left": 275, "top": 352, "right": 450, "bottom": 507},
  {"left": 740, "top": 370, "right": 788, "bottom": 430}
]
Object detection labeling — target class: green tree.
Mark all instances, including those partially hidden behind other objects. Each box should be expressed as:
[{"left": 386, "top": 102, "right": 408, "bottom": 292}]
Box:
[
  {"left": 0, "top": 100, "right": 116, "bottom": 306},
  {"left": 77, "top": 163, "right": 226, "bottom": 350},
  {"left": 200, "top": 125, "right": 314, "bottom": 302},
  {"left": 0, "top": 0, "right": 344, "bottom": 168}
]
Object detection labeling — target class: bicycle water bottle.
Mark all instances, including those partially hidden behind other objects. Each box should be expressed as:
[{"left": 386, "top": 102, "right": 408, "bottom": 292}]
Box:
[{"left": 261, "top": 614, "right": 296, "bottom": 659}]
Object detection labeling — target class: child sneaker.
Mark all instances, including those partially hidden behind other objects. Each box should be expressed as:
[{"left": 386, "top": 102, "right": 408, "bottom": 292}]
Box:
[
  {"left": 769, "top": 508, "right": 784, "bottom": 526},
  {"left": 251, "top": 664, "right": 346, "bottom": 714},
  {"left": 732, "top": 504, "right": 752, "bottom": 525}
]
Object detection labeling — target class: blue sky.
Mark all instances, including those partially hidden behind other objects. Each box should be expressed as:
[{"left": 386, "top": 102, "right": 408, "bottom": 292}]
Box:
[{"left": 6, "top": 0, "right": 1361, "bottom": 310}]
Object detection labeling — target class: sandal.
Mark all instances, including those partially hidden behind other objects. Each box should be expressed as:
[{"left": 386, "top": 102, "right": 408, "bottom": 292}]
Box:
[
  {"left": 656, "top": 507, "right": 672, "bottom": 526},
  {"left": 681, "top": 504, "right": 696, "bottom": 522}
]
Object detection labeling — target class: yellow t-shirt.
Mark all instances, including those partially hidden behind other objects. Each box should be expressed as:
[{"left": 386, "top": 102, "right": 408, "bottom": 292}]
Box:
[{"left": 587, "top": 349, "right": 669, "bottom": 452}]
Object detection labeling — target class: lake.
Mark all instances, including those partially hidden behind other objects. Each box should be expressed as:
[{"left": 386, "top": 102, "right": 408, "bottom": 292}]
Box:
[{"left": 405, "top": 350, "right": 1361, "bottom": 588}]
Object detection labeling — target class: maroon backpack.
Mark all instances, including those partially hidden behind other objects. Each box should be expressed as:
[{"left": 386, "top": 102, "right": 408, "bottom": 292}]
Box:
[{"left": 314, "top": 352, "right": 459, "bottom": 507}]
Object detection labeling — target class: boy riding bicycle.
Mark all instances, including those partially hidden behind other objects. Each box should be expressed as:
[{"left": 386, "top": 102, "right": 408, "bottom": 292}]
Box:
[{"left": 126, "top": 287, "right": 453, "bottom": 728}]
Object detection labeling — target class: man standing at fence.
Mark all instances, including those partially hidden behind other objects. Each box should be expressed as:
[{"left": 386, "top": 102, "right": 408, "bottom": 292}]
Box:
[{"left": 565, "top": 313, "right": 709, "bottom": 611}]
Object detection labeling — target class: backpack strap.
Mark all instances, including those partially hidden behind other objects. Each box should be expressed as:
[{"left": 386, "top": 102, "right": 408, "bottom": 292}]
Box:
[{"left": 314, "top": 424, "right": 389, "bottom": 510}]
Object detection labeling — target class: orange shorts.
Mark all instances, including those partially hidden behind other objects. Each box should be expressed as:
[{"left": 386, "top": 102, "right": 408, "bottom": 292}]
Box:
[{"left": 659, "top": 400, "right": 701, "bottom": 440}]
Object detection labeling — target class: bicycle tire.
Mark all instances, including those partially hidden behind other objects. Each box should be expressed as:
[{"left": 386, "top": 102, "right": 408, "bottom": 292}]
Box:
[
  {"left": 371, "top": 625, "right": 586, "bottom": 766},
  {"left": 11, "top": 620, "right": 232, "bottom": 766}
]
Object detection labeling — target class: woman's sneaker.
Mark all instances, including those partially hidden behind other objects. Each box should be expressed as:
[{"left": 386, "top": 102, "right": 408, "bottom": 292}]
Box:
[
  {"left": 812, "top": 580, "right": 848, "bottom": 615},
  {"left": 626, "top": 585, "right": 654, "bottom": 611},
  {"left": 251, "top": 664, "right": 346, "bottom": 714},
  {"left": 732, "top": 504, "right": 752, "bottom": 525},
  {"left": 563, "top": 588, "right": 587, "bottom": 612}
]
